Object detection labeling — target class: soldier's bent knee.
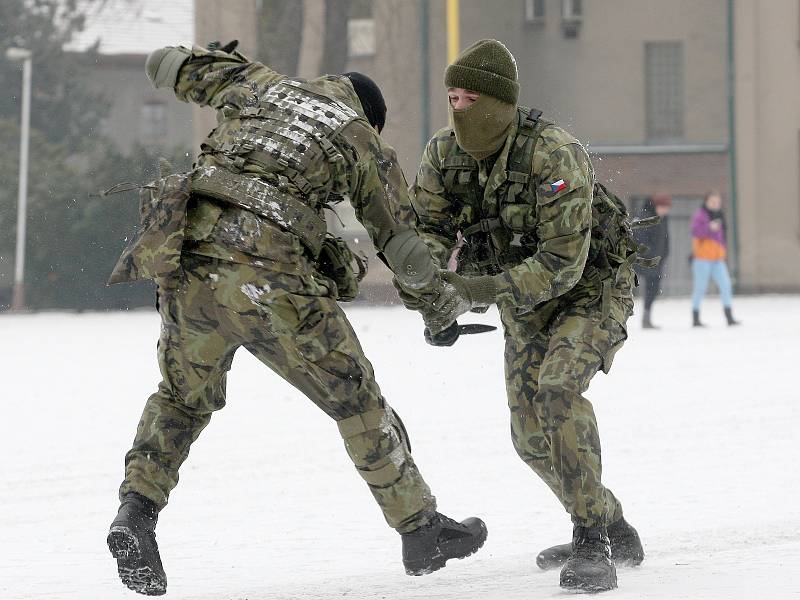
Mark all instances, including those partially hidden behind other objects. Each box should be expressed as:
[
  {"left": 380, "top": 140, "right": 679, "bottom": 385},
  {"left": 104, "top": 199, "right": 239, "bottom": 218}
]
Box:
[{"left": 336, "top": 408, "right": 410, "bottom": 488}]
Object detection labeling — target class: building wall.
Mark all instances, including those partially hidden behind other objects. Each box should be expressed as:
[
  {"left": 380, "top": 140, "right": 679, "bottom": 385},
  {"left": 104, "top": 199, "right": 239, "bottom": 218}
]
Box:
[
  {"left": 187, "top": 0, "right": 800, "bottom": 294},
  {"left": 81, "top": 55, "right": 194, "bottom": 154},
  {"left": 192, "top": 0, "right": 259, "bottom": 151},
  {"left": 734, "top": 0, "right": 800, "bottom": 292}
]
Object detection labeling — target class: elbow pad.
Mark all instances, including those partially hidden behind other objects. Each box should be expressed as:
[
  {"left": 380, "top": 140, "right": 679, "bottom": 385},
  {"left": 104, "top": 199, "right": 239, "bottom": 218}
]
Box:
[
  {"left": 145, "top": 46, "right": 191, "bottom": 89},
  {"left": 381, "top": 229, "right": 437, "bottom": 291}
]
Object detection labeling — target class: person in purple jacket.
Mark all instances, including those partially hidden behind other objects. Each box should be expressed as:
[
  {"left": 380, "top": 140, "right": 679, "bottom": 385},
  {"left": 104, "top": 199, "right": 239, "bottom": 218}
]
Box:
[{"left": 690, "top": 191, "right": 740, "bottom": 327}]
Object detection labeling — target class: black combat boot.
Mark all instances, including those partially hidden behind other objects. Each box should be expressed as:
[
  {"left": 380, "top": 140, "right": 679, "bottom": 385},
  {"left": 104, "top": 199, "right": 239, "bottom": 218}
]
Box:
[
  {"left": 724, "top": 307, "right": 741, "bottom": 326},
  {"left": 692, "top": 310, "right": 704, "bottom": 327},
  {"left": 642, "top": 309, "right": 657, "bottom": 329},
  {"left": 107, "top": 493, "right": 167, "bottom": 596},
  {"left": 560, "top": 525, "right": 617, "bottom": 592},
  {"left": 536, "top": 517, "right": 644, "bottom": 570},
  {"left": 401, "top": 512, "right": 487, "bottom": 575}
]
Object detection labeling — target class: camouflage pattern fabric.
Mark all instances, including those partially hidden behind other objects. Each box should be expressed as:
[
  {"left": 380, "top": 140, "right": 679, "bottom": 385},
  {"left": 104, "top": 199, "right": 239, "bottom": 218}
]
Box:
[
  {"left": 108, "top": 174, "right": 190, "bottom": 285},
  {"left": 119, "top": 253, "right": 436, "bottom": 533},
  {"left": 502, "top": 295, "right": 632, "bottom": 527},
  {"left": 172, "top": 45, "right": 420, "bottom": 265},
  {"left": 410, "top": 109, "right": 636, "bottom": 527},
  {"left": 412, "top": 111, "right": 599, "bottom": 311},
  {"left": 113, "top": 45, "right": 443, "bottom": 534}
]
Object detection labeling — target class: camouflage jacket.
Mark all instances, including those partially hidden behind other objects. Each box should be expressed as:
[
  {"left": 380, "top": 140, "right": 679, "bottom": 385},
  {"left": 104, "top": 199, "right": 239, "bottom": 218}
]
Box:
[
  {"left": 170, "top": 45, "right": 418, "bottom": 273},
  {"left": 411, "top": 108, "right": 634, "bottom": 315}
]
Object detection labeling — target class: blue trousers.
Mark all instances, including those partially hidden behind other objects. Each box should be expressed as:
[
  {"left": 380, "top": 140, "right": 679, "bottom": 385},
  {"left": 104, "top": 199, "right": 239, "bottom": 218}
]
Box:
[{"left": 691, "top": 259, "right": 733, "bottom": 310}]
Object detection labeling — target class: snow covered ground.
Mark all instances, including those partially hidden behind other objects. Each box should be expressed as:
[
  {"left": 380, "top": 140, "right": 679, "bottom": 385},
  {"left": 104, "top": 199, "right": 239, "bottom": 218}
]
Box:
[{"left": 1, "top": 294, "right": 798, "bottom": 599}]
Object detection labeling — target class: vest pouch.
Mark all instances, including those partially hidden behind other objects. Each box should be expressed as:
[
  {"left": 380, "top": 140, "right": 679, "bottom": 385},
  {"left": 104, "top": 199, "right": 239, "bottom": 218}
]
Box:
[
  {"left": 108, "top": 173, "right": 191, "bottom": 285},
  {"left": 441, "top": 155, "right": 478, "bottom": 199},
  {"left": 316, "top": 235, "right": 367, "bottom": 302}
]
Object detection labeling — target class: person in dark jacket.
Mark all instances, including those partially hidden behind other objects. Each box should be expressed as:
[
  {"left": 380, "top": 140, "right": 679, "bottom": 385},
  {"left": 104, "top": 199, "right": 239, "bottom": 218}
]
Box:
[{"left": 633, "top": 194, "right": 671, "bottom": 328}]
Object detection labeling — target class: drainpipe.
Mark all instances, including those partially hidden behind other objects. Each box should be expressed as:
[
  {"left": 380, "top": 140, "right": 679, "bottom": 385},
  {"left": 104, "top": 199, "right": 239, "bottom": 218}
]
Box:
[
  {"left": 419, "top": 0, "right": 431, "bottom": 150},
  {"left": 726, "top": 0, "right": 741, "bottom": 285}
]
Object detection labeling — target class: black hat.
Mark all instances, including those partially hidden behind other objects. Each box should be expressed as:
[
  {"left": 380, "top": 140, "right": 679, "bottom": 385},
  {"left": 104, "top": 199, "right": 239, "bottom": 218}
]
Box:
[{"left": 344, "top": 72, "right": 387, "bottom": 133}]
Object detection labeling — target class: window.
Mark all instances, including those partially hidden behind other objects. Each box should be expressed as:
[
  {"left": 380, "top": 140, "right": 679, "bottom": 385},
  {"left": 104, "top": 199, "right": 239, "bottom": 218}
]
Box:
[
  {"left": 348, "top": 18, "right": 375, "bottom": 57},
  {"left": 140, "top": 101, "right": 165, "bottom": 145},
  {"left": 561, "top": 0, "right": 582, "bottom": 37},
  {"left": 645, "top": 41, "right": 684, "bottom": 141},
  {"left": 348, "top": 0, "right": 375, "bottom": 58},
  {"left": 524, "top": 0, "right": 546, "bottom": 24},
  {"left": 562, "top": 0, "right": 582, "bottom": 19}
]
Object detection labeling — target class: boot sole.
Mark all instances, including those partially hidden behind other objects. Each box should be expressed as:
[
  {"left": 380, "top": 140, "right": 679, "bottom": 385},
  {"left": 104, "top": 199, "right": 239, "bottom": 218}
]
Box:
[
  {"left": 404, "top": 522, "right": 488, "bottom": 576},
  {"left": 560, "top": 562, "right": 618, "bottom": 593},
  {"left": 560, "top": 571, "right": 618, "bottom": 593},
  {"left": 539, "top": 552, "right": 645, "bottom": 571},
  {"left": 108, "top": 526, "right": 167, "bottom": 596}
]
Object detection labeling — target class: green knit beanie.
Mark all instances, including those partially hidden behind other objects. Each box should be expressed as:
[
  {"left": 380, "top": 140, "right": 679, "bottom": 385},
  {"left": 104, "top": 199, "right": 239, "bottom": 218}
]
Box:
[{"left": 444, "top": 39, "right": 519, "bottom": 105}]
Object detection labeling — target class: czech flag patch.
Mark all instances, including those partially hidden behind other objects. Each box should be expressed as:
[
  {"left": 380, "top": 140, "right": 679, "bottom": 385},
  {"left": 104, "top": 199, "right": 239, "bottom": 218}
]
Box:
[{"left": 550, "top": 179, "right": 567, "bottom": 194}]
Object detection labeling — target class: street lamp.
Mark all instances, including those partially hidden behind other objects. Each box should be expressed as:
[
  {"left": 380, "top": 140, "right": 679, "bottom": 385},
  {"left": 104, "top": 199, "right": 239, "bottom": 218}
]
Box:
[{"left": 5, "top": 47, "right": 32, "bottom": 311}]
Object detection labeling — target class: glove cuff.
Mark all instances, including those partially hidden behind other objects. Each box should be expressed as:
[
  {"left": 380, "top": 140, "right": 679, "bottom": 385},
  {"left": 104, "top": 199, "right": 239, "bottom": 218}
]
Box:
[{"left": 466, "top": 275, "right": 500, "bottom": 306}]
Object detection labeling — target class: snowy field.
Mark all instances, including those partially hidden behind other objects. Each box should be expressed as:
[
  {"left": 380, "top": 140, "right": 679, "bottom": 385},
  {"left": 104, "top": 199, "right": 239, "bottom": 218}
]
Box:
[{"left": 1, "top": 294, "right": 799, "bottom": 600}]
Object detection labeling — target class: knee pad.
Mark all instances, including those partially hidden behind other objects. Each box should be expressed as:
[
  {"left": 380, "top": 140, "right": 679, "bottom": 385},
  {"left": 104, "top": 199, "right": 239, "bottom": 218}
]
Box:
[{"left": 337, "top": 407, "right": 411, "bottom": 488}]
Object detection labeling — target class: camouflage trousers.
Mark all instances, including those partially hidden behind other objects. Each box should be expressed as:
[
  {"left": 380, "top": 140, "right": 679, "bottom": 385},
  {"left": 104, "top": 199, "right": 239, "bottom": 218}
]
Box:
[
  {"left": 119, "top": 253, "right": 436, "bottom": 533},
  {"left": 500, "top": 295, "right": 633, "bottom": 527}
]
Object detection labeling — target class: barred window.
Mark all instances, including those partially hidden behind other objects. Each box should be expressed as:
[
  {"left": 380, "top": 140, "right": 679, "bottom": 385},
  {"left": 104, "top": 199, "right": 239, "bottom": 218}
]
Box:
[{"left": 645, "top": 41, "right": 684, "bottom": 141}]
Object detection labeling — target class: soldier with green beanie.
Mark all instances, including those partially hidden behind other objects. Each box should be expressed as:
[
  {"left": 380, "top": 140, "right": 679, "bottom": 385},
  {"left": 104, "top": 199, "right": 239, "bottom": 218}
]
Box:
[
  {"left": 105, "top": 41, "right": 486, "bottom": 596},
  {"left": 403, "top": 39, "right": 646, "bottom": 593}
]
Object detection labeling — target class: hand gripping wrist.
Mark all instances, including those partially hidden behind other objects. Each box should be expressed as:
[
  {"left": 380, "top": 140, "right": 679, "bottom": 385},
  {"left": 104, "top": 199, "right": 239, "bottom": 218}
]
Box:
[{"left": 464, "top": 274, "right": 500, "bottom": 307}]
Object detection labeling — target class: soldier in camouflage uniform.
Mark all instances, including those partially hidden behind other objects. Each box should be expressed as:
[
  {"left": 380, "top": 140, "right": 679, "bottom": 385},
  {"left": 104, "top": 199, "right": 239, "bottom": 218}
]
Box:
[
  {"left": 105, "top": 42, "right": 486, "bottom": 596},
  {"left": 402, "top": 40, "right": 645, "bottom": 593}
]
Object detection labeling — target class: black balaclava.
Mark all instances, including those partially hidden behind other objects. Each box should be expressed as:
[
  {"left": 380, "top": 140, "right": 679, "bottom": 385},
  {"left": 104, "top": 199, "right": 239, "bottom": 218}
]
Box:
[{"left": 344, "top": 72, "right": 387, "bottom": 133}]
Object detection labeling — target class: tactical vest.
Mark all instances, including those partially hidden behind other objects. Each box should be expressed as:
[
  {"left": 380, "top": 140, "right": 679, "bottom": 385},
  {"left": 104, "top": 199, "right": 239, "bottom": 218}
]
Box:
[
  {"left": 193, "top": 78, "right": 362, "bottom": 256},
  {"left": 439, "top": 107, "right": 652, "bottom": 289}
]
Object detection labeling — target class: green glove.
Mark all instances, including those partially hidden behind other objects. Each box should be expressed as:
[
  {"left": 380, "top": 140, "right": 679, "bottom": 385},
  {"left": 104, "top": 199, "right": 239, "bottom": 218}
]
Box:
[
  {"left": 381, "top": 230, "right": 437, "bottom": 293},
  {"left": 391, "top": 277, "right": 428, "bottom": 311},
  {"left": 422, "top": 271, "right": 501, "bottom": 334}
]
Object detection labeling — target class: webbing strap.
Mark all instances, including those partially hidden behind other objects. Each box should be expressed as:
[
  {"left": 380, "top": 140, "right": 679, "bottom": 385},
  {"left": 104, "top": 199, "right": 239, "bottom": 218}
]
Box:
[
  {"left": 357, "top": 446, "right": 406, "bottom": 487},
  {"left": 336, "top": 408, "right": 388, "bottom": 439},
  {"left": 504, "top": 107, "right": 547, "bottom": 205},
  {"left": 442, "top": 155, "right": 477, "bottom": 169},
  {"left": 462, "top": 218, "right": 503, "bottom": 236},
  {"left": 191, "top": 167, "right": 327, "bottom": 256}
]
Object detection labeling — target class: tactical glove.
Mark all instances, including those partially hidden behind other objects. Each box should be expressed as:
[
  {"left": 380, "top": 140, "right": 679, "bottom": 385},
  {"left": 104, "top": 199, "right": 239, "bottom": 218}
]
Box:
[
  {"left": 392, "top": 277, "right": 428, "bottom": 311},
  {"left": 381, "top": 230, "right": 437, "bottom": 293},
  {"left": 206, "top": 39, "right": 239, "bottom": 53},
  {"left": 422, "top": 271, "right": 500, "bottom": 334},
  {"left": 424, "top": 322, "right": 460, "bottom": 347}
]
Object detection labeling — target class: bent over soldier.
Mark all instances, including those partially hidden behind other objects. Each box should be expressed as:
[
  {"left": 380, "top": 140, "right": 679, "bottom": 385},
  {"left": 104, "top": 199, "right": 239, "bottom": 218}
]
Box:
[
  {"left": 106, "top": 42, "right": 486, "bottom": 596},
  {"left": 403, "top": 40, "right": 645, "bottom": 593}
]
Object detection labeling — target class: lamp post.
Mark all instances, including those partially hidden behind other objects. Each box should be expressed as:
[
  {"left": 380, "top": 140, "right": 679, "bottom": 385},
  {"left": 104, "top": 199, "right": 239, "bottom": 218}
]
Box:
[{"left": 5, "top": 47, "right": 32, "bottom": 311}]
